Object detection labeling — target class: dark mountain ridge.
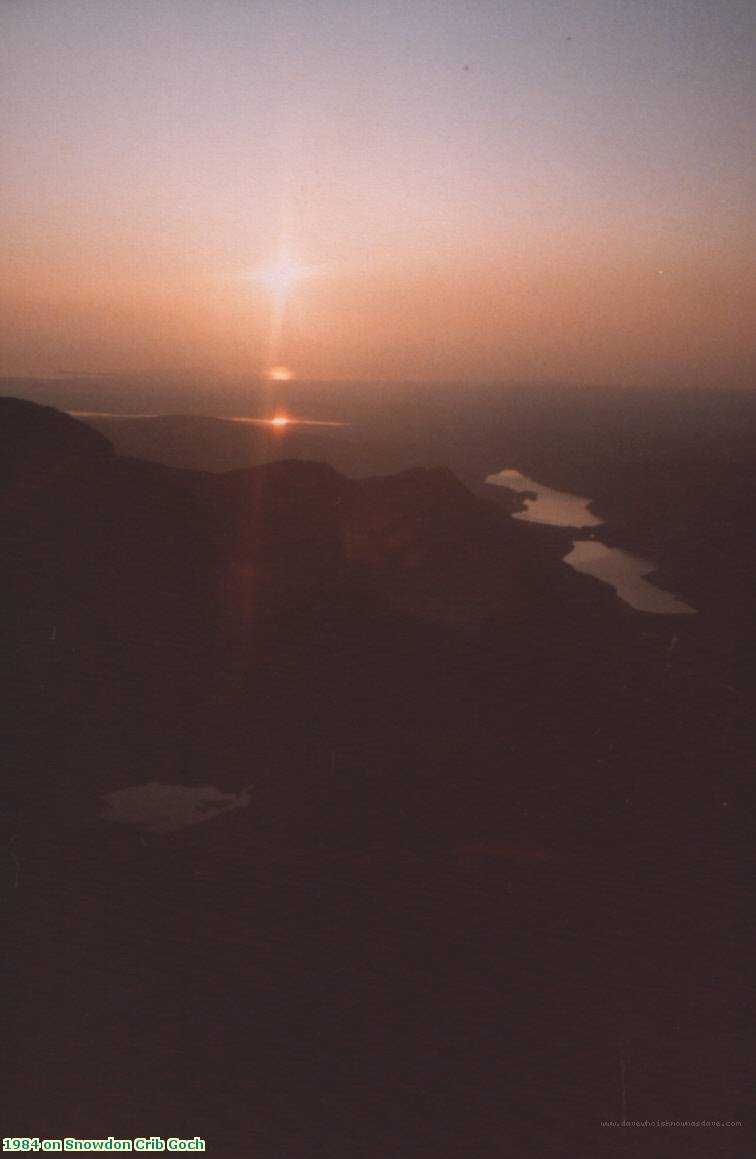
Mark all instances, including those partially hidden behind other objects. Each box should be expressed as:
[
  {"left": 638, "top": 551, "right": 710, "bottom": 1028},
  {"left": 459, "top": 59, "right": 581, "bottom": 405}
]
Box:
[
  {"left": 73, "top": 397, "right": 756, "bottom": 628},
  {"left": 2, "top": 397, "right": 749, "bottom": 1156}
]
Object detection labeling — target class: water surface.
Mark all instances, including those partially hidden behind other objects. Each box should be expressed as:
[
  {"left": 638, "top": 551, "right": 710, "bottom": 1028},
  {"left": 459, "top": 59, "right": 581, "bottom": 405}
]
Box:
[
  {"left": 486, "top": 468, "right": 602, "bottom": 528},
  {"left": 486, "top": 467, "right": 695, "bottom": 614},
  {"left": 100, "top": 782, "right": 251, "bottom": 834},
  {"left": 564, "top": 540, "right": 695, "bottom": 615}
]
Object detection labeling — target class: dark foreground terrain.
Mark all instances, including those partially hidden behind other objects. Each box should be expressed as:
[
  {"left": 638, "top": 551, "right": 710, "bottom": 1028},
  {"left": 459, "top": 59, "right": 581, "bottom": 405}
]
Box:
[{"left": 2, "top": 398, "right": 751, "bottom": 1156}]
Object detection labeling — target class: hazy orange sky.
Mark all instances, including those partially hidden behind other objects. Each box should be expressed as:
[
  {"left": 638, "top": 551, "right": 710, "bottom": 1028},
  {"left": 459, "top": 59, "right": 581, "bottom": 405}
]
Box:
[{"left": 2, "top": 0, "right": 754, "bottom": 387}]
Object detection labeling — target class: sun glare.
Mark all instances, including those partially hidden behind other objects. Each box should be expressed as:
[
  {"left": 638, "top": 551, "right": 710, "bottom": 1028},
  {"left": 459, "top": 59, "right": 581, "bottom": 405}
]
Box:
[
  {"left": 247, "top": 247, "right": 317, "bottom": 384},
  {"left": 257, "top": 254, "right": 309, "bottom": 296},
  {"left": 270, "top": 415, "right": 289, "bottom": 428}
]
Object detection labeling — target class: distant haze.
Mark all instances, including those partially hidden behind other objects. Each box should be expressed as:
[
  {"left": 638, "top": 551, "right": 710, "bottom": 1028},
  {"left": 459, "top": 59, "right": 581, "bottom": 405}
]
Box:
[{"left": 2, "top": 0, "right": 754, "bottom": 389}]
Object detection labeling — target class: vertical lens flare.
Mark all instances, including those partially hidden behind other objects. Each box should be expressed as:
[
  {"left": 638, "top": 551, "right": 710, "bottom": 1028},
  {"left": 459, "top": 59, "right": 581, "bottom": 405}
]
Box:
[
  {"left": 258, "top": 254, "right": 308, "bottom": 297},
  {"left": 253, "top": 249, "right": 313, "bottom": 379}
]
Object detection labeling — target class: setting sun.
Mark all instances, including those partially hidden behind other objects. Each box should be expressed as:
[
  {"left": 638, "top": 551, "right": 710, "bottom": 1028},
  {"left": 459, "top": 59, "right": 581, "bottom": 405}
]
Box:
[{"left": 270, "top": 415, "right": 289, "bottom": 428}]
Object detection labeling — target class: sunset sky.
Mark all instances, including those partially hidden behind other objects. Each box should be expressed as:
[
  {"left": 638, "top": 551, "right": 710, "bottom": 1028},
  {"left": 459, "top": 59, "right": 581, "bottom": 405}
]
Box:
[{"left": 2, "top": 0, "right": 754, "bottom": 387}]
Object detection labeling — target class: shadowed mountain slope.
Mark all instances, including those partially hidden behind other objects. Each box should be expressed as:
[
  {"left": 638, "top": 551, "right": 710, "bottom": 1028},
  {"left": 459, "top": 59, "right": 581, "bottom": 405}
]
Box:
[{"left": 2, "top": 398, "right": 749, "bottom": 1157}]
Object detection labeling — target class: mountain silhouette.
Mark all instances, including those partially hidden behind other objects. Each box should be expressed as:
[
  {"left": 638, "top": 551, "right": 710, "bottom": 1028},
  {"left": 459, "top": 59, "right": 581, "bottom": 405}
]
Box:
[{"left": 3, "top": 398, "right": 749, "bottom": 1156}]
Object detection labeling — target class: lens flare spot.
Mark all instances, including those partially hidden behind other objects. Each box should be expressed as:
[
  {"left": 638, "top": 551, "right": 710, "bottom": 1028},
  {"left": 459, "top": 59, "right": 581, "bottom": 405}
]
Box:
[
  {"left": 267, "top": 365, "right": 293, "bottom": 381},
  {"left": 270, "top": 414, "right": 290, "bottom": 428}
]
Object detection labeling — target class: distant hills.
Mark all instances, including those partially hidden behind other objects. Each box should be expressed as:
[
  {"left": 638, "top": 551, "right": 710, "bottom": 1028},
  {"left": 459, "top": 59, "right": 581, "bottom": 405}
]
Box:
[
  {"left": 2, "top": 396, "right": 626, "bottom": 797},
  {"left": 72, "top": 391, "right": 756, "bottom": 625},
  {"left": 77, "top": 411, "right": 427, "bottom": 479},
  {"left": 3, "top": 395, "right": 751, "bottom": 798}
]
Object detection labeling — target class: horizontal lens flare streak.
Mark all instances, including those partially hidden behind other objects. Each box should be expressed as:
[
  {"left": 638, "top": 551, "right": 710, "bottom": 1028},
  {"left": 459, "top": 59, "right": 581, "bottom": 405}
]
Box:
[
  {"left": 227, "top": 415, "right": 350, "bottom": 428},
  {"left": 67, "top": 408, "right": 349, "bottom": 428}
]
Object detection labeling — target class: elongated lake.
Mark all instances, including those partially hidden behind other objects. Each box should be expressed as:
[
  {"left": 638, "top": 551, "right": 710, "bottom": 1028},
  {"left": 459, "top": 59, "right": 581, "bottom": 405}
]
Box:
[
  {"left": 486, "top": 468, "right": 603, "bottom": 528},
  {"left": 486, "top": 468, "right": 695, "bottom": 615},
  {"left": 100, "top": 782, "right": 251, "bottom": 833}
]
